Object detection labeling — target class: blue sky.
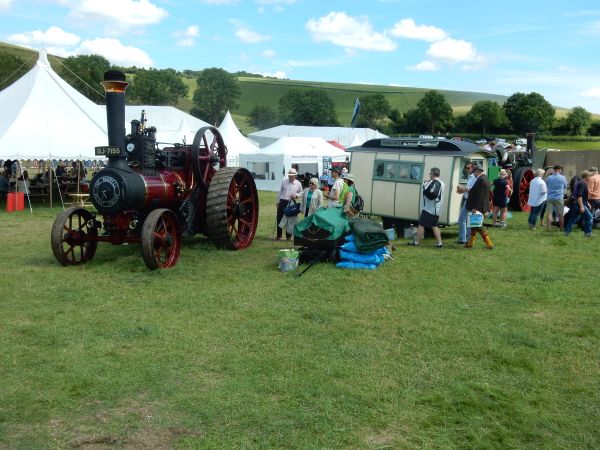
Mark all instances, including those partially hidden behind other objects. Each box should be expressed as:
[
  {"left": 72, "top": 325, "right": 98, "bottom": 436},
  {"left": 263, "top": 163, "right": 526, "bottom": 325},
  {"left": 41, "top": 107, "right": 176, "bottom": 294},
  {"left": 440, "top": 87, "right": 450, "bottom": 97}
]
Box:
[{"left": 1, "top": 0, "right": 600, "bottom": 112}]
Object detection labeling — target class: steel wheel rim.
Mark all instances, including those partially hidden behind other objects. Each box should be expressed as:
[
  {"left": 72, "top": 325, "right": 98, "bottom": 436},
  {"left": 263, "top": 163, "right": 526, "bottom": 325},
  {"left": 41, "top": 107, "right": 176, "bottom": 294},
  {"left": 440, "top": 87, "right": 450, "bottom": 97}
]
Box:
[
  {"left": 151, "top": 212, "right": 181, "bottom": 268},
  {"left": 227, "top": 170, "right": 258, "bottom": 248},
  {"left": 52, "top": 208, "right": 98, "bottom": 265}
]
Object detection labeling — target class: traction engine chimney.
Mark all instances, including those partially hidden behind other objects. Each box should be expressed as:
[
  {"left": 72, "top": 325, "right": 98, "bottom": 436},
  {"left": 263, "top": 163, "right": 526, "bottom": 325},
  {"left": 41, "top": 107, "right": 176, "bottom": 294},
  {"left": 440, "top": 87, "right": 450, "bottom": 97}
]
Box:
[{"left": 101, "top": 70, "right": 129, "bottom": 172}]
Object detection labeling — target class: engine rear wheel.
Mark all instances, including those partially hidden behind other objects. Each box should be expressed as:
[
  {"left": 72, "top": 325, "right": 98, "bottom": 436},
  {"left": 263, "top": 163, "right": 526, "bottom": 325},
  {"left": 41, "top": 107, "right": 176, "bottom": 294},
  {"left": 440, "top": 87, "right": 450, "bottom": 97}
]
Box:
[
  {"left": 141, "top": 208, "right": 182, "bottom": 270},
  {"left": 206, "top": 167, "right": 259, "bottom": 249},
  {"left": 51, "top": 207, "right": 98, "bottom": 266},
  {"left": 510, "top": 166, "right": 535, "bottom": 212}
]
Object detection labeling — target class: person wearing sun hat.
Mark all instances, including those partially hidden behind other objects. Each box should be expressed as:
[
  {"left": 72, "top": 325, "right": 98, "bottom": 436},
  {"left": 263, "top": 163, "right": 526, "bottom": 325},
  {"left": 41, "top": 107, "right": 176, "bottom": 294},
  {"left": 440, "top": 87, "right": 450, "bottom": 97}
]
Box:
[
  {"left": 275, "top": 167, "right": 303, "bottom": 240},
  {"left": 492, "top": 168, "right": 510, "bottom": 227},
  {"left": 465, "top": 164, "right": 494, "bottom": 249}
]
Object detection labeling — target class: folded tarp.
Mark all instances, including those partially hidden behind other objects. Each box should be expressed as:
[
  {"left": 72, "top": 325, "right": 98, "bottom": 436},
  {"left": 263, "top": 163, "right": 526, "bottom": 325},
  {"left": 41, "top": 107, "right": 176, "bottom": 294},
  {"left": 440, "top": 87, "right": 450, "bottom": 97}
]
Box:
[
  {"left": 294, "top": 206, "right": 350, "bottom": 240},
  {"left": 348, "top": 217, "right": 389, "bottom": 253}
]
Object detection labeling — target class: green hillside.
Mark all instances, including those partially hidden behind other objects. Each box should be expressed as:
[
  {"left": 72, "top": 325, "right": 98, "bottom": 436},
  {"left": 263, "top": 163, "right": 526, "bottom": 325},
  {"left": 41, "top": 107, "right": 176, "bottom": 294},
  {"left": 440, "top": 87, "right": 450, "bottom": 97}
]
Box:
[
  {"left": 0, "top": 42, "right": 589, "bottom": 136},
  {"left": 178, "top": 75, "right": 509, "bottom": 133}
]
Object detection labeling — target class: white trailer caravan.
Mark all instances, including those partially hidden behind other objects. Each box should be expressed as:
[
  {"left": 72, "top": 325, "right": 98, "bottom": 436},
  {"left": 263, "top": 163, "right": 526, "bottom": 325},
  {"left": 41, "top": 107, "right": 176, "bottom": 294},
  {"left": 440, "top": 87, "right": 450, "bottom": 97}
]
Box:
[{"left": 347, "top": 138, "right": 493, "bottom": 231}]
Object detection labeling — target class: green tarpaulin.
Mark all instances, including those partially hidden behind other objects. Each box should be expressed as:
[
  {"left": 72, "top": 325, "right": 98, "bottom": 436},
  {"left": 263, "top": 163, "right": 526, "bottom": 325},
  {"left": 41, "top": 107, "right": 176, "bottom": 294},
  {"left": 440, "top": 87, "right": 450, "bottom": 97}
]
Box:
[{"left": 294, "top": 207, "right": 350, "bottom": 240}]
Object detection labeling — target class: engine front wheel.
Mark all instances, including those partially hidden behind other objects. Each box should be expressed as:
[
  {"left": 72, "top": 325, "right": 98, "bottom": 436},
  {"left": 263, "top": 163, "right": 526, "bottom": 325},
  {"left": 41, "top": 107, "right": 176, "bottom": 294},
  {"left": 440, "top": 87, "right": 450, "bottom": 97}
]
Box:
[
  {"left": 51, "top": 207, "right": 98, "bottom": 266},
  {"left": 141, "top": 209, "right": 182, "bottom": 270}
]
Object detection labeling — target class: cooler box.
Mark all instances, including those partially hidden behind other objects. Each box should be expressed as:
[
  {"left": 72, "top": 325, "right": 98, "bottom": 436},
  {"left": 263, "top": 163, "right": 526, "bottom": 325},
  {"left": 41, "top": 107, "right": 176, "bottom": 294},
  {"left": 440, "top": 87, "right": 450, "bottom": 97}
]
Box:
[{"left": 6, "top": 192, "right": 25, "bottom": 212}]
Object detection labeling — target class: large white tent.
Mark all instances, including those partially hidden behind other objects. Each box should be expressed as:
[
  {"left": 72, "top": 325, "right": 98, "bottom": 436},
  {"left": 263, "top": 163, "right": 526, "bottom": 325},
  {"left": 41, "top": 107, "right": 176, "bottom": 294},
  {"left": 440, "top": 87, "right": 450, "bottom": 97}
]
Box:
[
  {"left": 0, "top": 50, "right": 107, "bottom": 161},
  {"left": 248, "top": 125, "right": 388, "bottom": 149},
  {"left": 217, "top": 111, "right": 259, "bottom": 166},
  {"left": 239, "top": 136, "right": 348, "bottom": 191},
  {"left": 125, "top": 105, "right": 210, "bottom": 148}
]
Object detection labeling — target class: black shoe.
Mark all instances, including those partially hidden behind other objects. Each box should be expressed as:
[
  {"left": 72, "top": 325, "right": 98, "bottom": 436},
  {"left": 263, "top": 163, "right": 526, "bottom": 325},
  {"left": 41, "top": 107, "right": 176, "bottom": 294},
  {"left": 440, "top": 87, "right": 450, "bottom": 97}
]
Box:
[
  {"left": 407, "top": 241, "right": 419, "bottom": 246},
  {"left": 433, "top": 243, "right": 444, "bottom": 248},
  {"left": 455, "top": 240, "right": 467, "bottom": 244}
]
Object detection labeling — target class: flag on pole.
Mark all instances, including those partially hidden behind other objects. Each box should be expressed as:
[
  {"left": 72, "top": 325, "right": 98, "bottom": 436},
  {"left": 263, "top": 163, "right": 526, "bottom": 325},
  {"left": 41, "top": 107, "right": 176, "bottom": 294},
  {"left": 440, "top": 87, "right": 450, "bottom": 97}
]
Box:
[{"left": 350, "top": 98, "right": 360, "bottom": 128}]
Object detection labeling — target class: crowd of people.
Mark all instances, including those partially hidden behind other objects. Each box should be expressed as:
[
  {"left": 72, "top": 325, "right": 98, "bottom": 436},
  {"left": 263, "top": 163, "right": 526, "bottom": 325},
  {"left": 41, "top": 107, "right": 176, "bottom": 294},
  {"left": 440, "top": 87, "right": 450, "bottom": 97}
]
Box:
[
  {"left": 274, "top": 166, "right": 360, "bottom": 240},
  {"left": 407, "top": 162, "right": 599, "bottom": 249}
]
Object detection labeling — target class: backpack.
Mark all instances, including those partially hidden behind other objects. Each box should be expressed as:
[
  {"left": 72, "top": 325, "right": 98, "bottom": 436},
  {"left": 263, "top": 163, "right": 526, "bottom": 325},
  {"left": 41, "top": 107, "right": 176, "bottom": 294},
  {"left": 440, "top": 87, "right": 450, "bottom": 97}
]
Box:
[
  {"left": 423, "top": 179, "right": 442, "bottom": 201},
  {"left": 353, "top": 193, "right": 364, "bottom": 212}
]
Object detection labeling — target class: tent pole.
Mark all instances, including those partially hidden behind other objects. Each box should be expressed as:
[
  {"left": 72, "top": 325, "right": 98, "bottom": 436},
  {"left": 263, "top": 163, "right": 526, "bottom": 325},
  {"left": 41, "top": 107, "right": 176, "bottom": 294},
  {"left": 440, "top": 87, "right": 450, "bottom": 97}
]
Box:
[{"left": 49, "top": 160, "right": 53, "bottom": 208}]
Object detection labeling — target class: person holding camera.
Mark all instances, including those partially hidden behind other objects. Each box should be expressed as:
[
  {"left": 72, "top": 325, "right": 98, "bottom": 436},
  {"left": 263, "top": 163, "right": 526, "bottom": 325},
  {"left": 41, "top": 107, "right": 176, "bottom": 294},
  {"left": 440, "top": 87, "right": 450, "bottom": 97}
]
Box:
[{"left": 408, "top": 167, "right": 445, "bottom": 248}]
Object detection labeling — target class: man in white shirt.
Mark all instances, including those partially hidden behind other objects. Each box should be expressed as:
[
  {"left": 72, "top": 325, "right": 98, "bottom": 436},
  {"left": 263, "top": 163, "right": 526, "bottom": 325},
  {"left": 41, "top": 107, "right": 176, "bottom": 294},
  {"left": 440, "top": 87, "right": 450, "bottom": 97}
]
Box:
[
  {"left": 409, "top": 167, "right": 445, "bottom": 248},
  {"left": 275, "top": 168, "right": 303, "bottom": 240},
  {"left": 456, "top": 162, "right": 476, "bottom": 244},
  {"left": 527, "top": 168, "right": 547, "bottom": 229}
]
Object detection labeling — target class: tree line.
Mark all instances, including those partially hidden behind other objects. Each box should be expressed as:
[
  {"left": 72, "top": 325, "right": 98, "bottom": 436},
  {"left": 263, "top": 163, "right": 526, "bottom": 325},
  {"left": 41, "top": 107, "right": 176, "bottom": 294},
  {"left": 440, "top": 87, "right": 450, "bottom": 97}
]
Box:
[{"left": 1, "top": 51, "right": 598, "bottom": 136}]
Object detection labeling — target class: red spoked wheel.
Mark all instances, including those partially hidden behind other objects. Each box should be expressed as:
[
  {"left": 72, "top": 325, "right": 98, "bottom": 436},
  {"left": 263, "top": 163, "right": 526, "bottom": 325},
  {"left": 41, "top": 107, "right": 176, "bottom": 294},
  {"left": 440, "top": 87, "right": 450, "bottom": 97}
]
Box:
[
  {"left": 510, "top": 166, "right": 535, "bottom": 212},
  {"left": 141, "top": 209, "right": 182, "bottom": 270},
  {"left": 206, "top": 167, "right": 259, "bottom": 249},
  {"left": 51, "top": 207, "right": 98, "bottom": 266},
  {"left": 191, "top": 126, "right": 228, "bottom": 186}
]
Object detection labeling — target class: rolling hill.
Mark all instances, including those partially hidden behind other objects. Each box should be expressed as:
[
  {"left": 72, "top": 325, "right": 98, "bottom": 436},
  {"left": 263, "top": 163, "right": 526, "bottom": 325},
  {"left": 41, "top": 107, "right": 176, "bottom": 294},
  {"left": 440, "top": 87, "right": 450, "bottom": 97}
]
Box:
[{"left": 0, "top": 42, "right": 576, "bottom": 135}]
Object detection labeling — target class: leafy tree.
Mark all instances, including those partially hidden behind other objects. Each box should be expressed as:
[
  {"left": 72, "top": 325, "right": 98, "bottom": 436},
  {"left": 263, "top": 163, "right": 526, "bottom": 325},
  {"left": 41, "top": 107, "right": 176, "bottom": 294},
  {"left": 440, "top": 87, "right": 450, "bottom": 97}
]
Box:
[
  {"left": 246, "top": 105, "right": 279, "bottom": 130},
  {"left": 192, "top": 68, "right": 241, "bottom": 125},
  {"left": 128, "top": 68, "right": 188, "bottom": 106},
  {"left": 279, "top": 88, "right": 338, "bottom": 126},
  {"left": 503, "top": 92, "right": 555, "bottom": 133},
  {"left": 465, "top": 100, "right": 505, "bottom": 135},
  {"left": 355, "top": 93, "right": 391, "bottom": 129},
  {"left": 415, "top": 90, "right": 453, "bottom": 134},
  {"left": 588, "top": 120, "right": 600, "bottom": 137},
  {"left": 0, "top": 52, "right": 27, "bottom": 91},
  {"left": 59, "top": 54, "right": 112, "bottom": 103},
  {"left": 564, "top": 106, "right": 592, "bottom": 136}
]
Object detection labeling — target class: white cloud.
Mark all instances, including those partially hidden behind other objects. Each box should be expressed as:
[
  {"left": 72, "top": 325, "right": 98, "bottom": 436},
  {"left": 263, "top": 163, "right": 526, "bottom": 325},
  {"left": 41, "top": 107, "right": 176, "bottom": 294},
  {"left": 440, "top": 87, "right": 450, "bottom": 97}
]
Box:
[
  {"left": 199, "top": 0, "right": 239, "bottom": 4},
  {"left": 255, "top": 0, "right": 297, "bottom": 4},
  {"left": 70, "top": 0, "right": 168, "bottom": 26},
  {"left": 390, "top": 18, "right": 447, "bottom": 42},
  {"left": 427, "top": 38, "right": 478, "bottom": 63},
  {"left": 261, "top": 70, "right": 287, "bottom": 78},
  {"left": 581, "top": 87, "right": 600, "bottom": 98},
  {"left": 262, "top": 49, "right": 276, "bottom": 58},
  {"left": 558, "top": 65, "right": 579, "bottom": 73},
  {"left": 306, "top": 11, "right": 396, "bottom": 52},
  {"left": 174, "top": 25, "right": 199, "bottom": 47},
  {"left": 0, "top": 0, "right": 12, "bottom": 11},
  {"left": 408, "top": 60, "right": 439, "bottom": 71},
  {"left": 7, "top": 26, "right": 80, "bottom": 47},
  {"left": 77, "top": 38, "right": 153, "bottom": 67},
  {"left": 234, "top": 26, "right": 270, "bottom": 43}
]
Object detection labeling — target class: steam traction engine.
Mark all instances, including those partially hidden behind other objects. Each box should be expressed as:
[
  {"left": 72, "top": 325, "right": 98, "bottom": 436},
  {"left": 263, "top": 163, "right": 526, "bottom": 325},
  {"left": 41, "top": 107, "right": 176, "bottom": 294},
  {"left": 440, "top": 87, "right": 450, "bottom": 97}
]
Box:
[{"left": 51, "top": 70, "right": 259, "bottom": 269}]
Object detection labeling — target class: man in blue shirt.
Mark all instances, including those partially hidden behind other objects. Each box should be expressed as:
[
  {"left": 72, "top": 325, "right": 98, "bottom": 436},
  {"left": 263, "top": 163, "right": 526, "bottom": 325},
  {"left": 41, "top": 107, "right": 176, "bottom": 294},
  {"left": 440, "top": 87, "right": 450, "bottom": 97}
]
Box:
[{"left": 545, "top": 165, "right": 567, "bottom": 231}]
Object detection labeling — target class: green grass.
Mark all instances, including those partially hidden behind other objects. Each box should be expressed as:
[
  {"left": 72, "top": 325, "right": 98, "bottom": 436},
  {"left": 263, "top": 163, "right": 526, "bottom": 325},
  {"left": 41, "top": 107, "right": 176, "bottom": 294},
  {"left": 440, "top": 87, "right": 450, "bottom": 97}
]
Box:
[{"left": 1, "top": 191, "right": 599, "bottom": 448}]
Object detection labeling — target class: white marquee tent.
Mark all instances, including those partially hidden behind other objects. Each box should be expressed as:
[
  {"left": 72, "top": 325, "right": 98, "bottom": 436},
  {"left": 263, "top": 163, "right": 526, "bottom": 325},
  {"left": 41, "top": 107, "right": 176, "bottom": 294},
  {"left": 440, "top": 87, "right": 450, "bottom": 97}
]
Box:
[
  {"left": 0, "top": 50, "right": 107, "bottom": 161},
  {"left": 125, "top": 105, "right": 210, "bottom": 148},
  {"left": 217, "top": 111, "right": 259, "bottom": 166},
  {"left": 248, "top": 125, "right": 388, "bottom": 149},
  {"left": 239, "top": 136, "right": 348, "bottom": 191}
]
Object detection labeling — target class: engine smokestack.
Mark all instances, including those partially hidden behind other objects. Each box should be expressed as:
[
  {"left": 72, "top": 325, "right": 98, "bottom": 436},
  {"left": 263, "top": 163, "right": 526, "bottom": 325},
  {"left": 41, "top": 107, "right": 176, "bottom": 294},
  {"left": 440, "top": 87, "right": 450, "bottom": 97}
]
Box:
[{"left": 101, "top": 70, "right": 129, "bottom": 171}]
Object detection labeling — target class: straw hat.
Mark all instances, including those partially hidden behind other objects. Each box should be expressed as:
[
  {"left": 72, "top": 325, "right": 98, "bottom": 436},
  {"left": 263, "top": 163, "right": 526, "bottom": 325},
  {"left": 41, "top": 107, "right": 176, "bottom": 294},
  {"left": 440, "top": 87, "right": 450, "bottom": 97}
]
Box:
[{"left": 288, "top": 168, "right": 297, "bottom": 176}]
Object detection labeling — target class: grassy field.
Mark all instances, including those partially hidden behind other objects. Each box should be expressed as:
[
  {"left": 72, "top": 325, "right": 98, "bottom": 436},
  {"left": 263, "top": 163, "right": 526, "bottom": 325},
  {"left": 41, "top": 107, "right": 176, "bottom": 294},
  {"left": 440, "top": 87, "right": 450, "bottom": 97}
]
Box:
[{"left": 1, "top": 191, "right": 599, "bottom": 448}]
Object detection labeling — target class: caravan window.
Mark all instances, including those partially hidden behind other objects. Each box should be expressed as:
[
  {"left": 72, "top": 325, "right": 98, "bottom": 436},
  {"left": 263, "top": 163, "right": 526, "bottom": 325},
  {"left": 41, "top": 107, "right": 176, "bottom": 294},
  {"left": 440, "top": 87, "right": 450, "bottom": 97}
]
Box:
[{"left": 373, "top": 160, "right": 423, "bottom": 184}]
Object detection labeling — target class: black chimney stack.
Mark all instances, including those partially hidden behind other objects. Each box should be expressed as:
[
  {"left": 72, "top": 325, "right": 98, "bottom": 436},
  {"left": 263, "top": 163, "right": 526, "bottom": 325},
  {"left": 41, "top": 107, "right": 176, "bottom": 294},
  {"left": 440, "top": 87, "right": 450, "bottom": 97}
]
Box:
[{"left": 101, "top": 70, "right": 129, "bottom": 172}]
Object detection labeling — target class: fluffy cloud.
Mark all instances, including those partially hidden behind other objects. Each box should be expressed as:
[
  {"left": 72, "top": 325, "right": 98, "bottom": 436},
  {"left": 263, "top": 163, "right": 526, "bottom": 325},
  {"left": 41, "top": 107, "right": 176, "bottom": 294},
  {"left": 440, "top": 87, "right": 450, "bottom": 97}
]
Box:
[
  {"left": 199, "top": 0, "right": 239, "bottom": 4},
  {"left": 306, "top": 11, "right": 396, "bottom": 52},
  {"left": 262, "top": 49, "right": 276, "bottom": 58},
  {"left": 77, "top": 38, "right": 153, "bottom": 67},
  {"left": 234, "top": 26, "right": 270, "bottom": 43},
  {"left": 255, "top": 0, "right": 297, "bottom": 4},
  {"left": 7, "top": 26, "right": 80, "bottom": 47},
  {"left": 0, "top": 0, "right": 12, "bottom": 11},
  {"left": 581, "top": 87, "right": 600, "bottom": 98},
  {"left": 408, "top": 60, "right": 439, "bottom": 71},
  {"left": 426, "top": 37, "right": 486, "bottom": 70},
  {"left": 70, "top": 0, "right": 167, "bottom": 26},
  {"left": 174, "top": 25, "right": 199, "bottom": 47},
  {"left": 390, "top": 19, "right": 447, "bottom": 42}
]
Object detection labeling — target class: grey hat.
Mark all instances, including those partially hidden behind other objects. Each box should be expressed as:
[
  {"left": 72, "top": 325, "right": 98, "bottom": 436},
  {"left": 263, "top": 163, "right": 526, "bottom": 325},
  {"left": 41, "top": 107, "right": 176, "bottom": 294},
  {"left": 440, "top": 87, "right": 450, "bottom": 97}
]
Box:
[{"left": 472, "top": 163, "right": 484, "bottom": 172}]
